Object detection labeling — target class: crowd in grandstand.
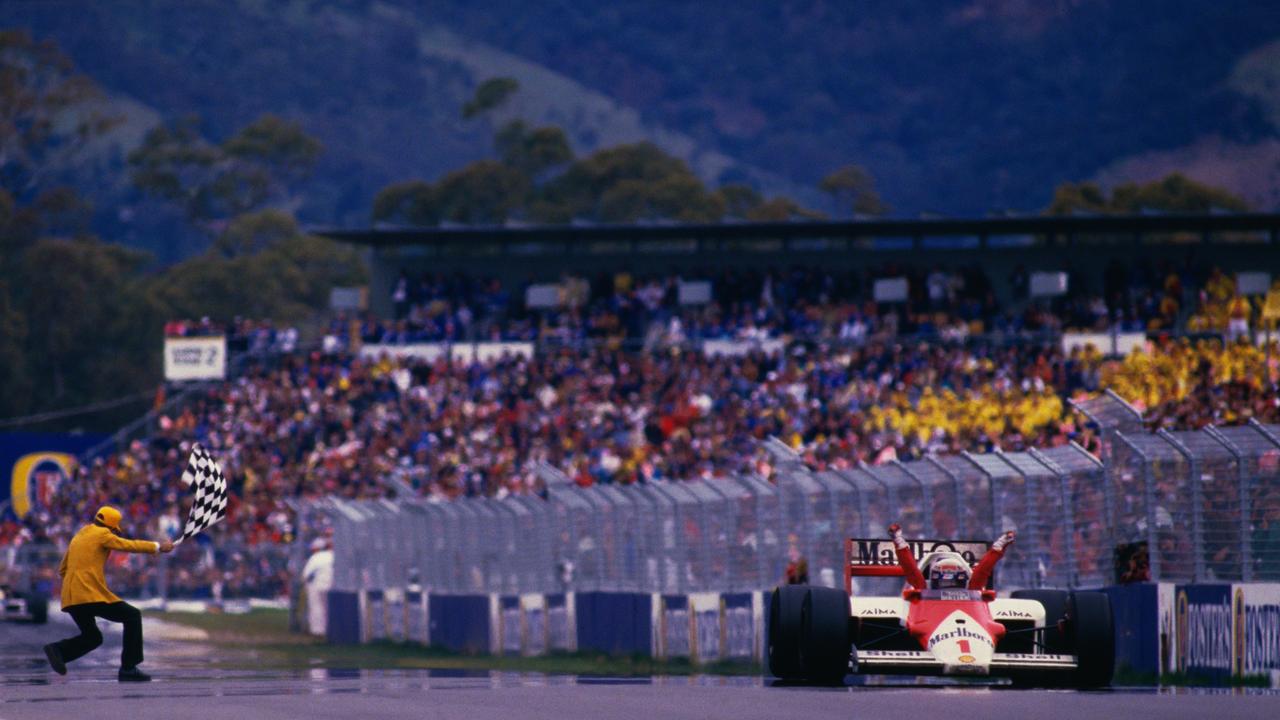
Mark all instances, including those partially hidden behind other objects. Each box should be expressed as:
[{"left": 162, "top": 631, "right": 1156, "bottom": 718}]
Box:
[
  {"left": 165, "top": 316, "right": 299, "bottom": 355},
  {"left": 3, "top": 262, "right": 1279, "bottom": 598},
  {"left": 355, "top": 258, "right": 1277, "bottom": 346}
]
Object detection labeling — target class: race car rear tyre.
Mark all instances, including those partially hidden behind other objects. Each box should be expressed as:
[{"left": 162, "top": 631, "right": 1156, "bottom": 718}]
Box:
[
  {"left": 1068, "top": 591, "right": 1114, "bottom": 688},
  {"left": 799, "top": 586, "right": 850, "bottom": 684},
  {"left": 1010, "top": 589, "right": 1070, "bottom": 654},
  {"left": 768, "top": 586, "right": 807, "bottom": 680}
]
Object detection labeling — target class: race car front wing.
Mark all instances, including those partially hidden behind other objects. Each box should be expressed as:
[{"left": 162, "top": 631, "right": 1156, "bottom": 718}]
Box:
[{"left": 856, "top": 650, "right": 1077, "bottom": 676}]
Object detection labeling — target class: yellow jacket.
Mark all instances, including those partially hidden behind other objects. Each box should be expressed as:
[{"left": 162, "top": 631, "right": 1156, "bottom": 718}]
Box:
[{"left": 58, "top": 523, "right": 158, "bottom": 608}]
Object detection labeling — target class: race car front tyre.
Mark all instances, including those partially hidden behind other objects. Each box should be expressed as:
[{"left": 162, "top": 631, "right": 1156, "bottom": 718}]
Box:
[
  {"left": 1068, "top": 591, "right": 1115, "bottom": 688},
  {"left": 799, "top": 586, "right": 850, "bottom": 684},
  {"left": 1009, "top": 589, "right": 1070, "bottom": 654},
  {"left": 768, "top": 586, "right": 807, "bottom": 680}
]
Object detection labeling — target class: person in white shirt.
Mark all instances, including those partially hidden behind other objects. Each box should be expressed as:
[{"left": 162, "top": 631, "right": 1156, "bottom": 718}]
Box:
[{"left": 302, "top": 538, "right": 334, "bottom": 637}]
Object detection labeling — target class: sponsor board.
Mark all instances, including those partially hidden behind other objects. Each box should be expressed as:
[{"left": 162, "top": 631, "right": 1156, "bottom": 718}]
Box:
[
  {"left": 722, "top": 594, "right": 755, "bottom": 660},
  {"left": 365, "top": 590, "right": 387, "bottom": 641},
  {"left": 849, "top": 538, "right": 989, "bottom": 568},
  {"left": 1, "top": 432, "right": 107, "bottom": 519},
  {"left": 546, "top": 593, "right": 574, "bottom": 651},
  {"left": 385, "top": 588, "right": 406, "bottom": 642},
  {"left": 701, "top": 339, "right": 786, "bottom": 358},
  {"left": 1175, "top": 585, "right": 1232, "bottom": 677},
  {"left": 359, "top": 342, "right": 535, "bottom": 364},
  {"left": 690, "top": 592, "right": 720, "bottom": 663},
  {"left": 164, "top": 336, "right": 226, "bottom": 381},
  {"left": 1159, "top": 582, "right": 1176, "bottom": 674},
  {"left": 405, "top": 591, "right": 428, "bottom": 645},
  {"left": 1169, "top": 583, "right": 1280, "bottom": 678},
  {"left": 500, "top": 596, "right": 522, "bottom": 654},
  {"left": 1236, "top": 585, "right": 1280, "bottom": 676},
  {"left": 660, "top": 595, "right": 690, "bottom": 658}
]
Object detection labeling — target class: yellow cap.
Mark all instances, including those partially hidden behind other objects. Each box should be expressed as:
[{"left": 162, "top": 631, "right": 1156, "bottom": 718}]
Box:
[{"left": 95, "top": 506, "right": 123, "bottom": 531}]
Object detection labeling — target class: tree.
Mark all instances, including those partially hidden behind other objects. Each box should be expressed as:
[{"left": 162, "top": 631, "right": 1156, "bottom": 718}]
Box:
[
  {"left": 129, "top": 113, "right": 322, "bottom": 225},
  {"left": 1045, "top": 173, "right": 1250, "bottom": 215},
  {"left": 494, "top": 121, "right": 573, "bottom": 176},
  {"left": 820, "top": 164, "right": 888, "bottom": 216},
  {"left": 461, "top": 77, "right": 520, "bottom": 119},
  {"left": 715, "top": 183, "right": 764, "bottom": 219},
  {"left": 745, "top": 197, "right": 826, "bottom": 222},
  {"left": 535, "top": 142, "right": 716, "bottom": 222},
  {"left": 432, "top": 160, "right": 530, "bottom": 224},
  {"left": 0, "top": 30, "right": 115, "bottom": 202},
  {"left": 16, "top": 238, "right": 162, "bottom": 409},
  {"left": 154, "top": 216, "right": 366, "bottom": 323},
  {"left": 371, "top": 180, "right": 436, "bottom": 225},
  {"left": 1045, "top": 181, "right": 1109, "bottom": 215}
]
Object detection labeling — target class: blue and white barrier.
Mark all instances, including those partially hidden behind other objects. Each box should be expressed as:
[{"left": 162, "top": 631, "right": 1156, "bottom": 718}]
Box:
[
  {"left": 328, "top": 583, "right": 1280, "bottom": 679},
  {"left": 329, "top": 588, "right": 763, "bottom": 662}
]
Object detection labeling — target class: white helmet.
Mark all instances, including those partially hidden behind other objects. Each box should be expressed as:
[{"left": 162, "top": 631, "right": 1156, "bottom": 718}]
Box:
[{"left": 922, "top": 552, "right": 971, "bottom": 590}]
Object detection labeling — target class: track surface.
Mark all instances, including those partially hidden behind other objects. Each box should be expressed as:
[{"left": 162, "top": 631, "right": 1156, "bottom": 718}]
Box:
[{"left": 3, "top": 618, "right": 1279, "bottom": 720}]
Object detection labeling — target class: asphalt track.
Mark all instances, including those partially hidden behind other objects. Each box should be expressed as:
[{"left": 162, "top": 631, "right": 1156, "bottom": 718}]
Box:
[{"left": 3, "top": 618, "right": 1279, "bottom": 720}]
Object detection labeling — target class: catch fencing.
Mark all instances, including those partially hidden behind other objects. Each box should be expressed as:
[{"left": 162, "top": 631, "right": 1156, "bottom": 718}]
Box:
[{"left": 315, "top": 419, "right": 1280, "bottom": 595}]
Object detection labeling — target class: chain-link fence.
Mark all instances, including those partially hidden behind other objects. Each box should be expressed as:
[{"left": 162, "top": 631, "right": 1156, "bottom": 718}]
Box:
[{"left": 317, "top": 420, "right": 1280, "bottom": 595}]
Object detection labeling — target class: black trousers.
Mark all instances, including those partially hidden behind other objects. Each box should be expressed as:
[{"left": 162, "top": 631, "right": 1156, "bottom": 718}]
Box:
[{"left": 54, "top": 601, "right": 144, "bottom": 669}]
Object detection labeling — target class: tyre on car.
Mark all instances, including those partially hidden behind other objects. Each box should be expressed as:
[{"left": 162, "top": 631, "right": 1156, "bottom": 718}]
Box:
[
  {"left": 1009, "top": 589, "right": 1070, "bottom": 654},
  {"left": 768, "top": 585, "right": 808, "bottom": 680},
  {"left": 798, "top": 586, "right": 850, "bottom": 683},
  {"left": 1067, "top": 591, "right": 1114, "bottom": 688}
]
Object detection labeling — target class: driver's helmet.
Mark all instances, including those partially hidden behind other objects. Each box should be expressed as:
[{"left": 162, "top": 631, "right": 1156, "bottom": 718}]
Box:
[{"left": 923, "top": 553, "right": 971, "bottom": 590}]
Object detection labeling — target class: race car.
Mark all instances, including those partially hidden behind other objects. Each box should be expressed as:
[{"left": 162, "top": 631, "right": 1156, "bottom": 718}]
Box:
[
  {"left": 767, "top": 535, "right": 1114, "bottom": 687},
  {"left": 0, "top": 583, "right": 48, "bottom": 624},
  {"left": 0, "top": 542, "right": 58, "bottom": 624}
]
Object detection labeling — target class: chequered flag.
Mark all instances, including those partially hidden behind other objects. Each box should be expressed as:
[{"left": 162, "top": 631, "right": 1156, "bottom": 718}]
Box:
[{"left": 177, "top": 443, "right": 228, "bottom": 543}]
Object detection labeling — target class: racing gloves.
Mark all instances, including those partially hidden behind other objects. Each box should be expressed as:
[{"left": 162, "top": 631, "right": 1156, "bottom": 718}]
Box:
[
  {"left": 992, "top": 530, "right": 1015, "bottom": 552},
  {"left": 887, "top": 522, "right": 908, "bottom": 549}
]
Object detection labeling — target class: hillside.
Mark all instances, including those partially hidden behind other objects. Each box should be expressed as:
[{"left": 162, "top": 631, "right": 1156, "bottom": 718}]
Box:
[{"left": 2, "top": 0, "right": 1279, "bottom": 258}]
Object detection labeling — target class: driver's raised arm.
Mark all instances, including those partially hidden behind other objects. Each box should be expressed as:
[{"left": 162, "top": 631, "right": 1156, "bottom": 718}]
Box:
[
  {"left": 888, "top": 523, "right": 926, "bottom": 589},
  {"left": 968, "top": 531, "right": 1015, "bottom": 589}
]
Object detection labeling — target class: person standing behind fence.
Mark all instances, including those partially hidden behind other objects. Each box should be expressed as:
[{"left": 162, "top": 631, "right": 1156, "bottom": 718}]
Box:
[
  {"left": 784, "top": 542, "right": 809, "bottom": 585},
  {"left": 44, "top": 506, "right": 174, "bottom": 682},
  {"left": 302, "top": 537, "right": 334, "bottom": 636}
]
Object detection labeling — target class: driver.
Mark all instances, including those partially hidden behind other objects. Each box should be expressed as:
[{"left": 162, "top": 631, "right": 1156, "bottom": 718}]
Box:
[{"left": 887, "top": 522, "right": 1015, "bottom": 591}]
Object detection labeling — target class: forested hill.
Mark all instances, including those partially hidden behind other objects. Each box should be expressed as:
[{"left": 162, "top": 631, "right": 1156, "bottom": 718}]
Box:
[{"left": 4, "top": 0, "right": 1280, "bottom": 239}]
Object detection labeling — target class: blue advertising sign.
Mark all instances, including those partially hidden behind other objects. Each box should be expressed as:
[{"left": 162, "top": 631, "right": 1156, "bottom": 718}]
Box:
[
  {"left": 0, "top": 432, "right": 108, "bottom": 520},
  {"left": 1175, "top": 584, "right": 1233, "bottom": 678}
]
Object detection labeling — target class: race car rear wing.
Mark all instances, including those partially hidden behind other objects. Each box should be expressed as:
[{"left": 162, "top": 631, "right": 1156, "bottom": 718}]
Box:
[{"left": 844, "top": 537, "right": 993, "bottom": 594}]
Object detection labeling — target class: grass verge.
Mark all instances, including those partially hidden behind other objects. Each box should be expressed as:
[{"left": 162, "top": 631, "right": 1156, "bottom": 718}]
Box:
[
  {"left": 151, "top": 608, "right": 761, "bottom": 677},
  {"left": 1111, "top": 666, "right": 1272, "bottom": 688}
]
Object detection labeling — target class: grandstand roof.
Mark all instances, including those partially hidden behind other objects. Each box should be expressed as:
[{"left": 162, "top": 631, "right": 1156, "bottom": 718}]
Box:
[{"left": 316, "top": 213, "right": 1280, "bottom": 249}]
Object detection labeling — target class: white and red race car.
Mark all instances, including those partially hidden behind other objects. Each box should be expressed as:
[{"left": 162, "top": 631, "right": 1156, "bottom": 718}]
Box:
[{"left": 767, "top": 536, "right": 1114, "bottom": 687}]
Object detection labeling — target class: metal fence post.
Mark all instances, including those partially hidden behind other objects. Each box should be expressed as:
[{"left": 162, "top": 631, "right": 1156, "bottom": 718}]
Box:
[
  {"left": 1204, "top": 426, "right": 1250, "bottom": 582},
  {"left": 1158, "top": 429, "right": 1203, "bottom": 582},
  {"left": 893, "top": 460, "right": 935, "bottom": 537},
  {"left": 1115, "top": 433, "right": 1162, "bottom": 581},
  {"left": 924, "top": 455, "right": 964, "bottom": 534},
  {"left": 961, "top": 451, "right": 1000, "bottom": 538},
  {"left": 1029, "top": 447, "right": 1077, "bottom": 588},
  {"left": 1248, "top": 420, "right": 1280, "bottom": 580}
]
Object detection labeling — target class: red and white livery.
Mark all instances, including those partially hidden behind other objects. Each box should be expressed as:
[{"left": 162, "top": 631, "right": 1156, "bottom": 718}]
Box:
[{"left": 767, "top": 524, "right": 1114, "bottom": 687}]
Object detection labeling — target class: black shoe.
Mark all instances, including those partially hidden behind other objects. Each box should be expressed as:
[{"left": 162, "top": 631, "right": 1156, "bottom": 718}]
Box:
[
  {"left": 43, "top": 644, "right": 66, "bottom": 675},
  {"left": 118, "top": 667, "right": 152, "bottom": 682}
]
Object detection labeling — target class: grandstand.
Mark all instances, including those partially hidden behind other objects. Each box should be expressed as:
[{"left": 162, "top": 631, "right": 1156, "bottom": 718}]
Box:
[{"left": 5, "top": 215, "right": 1280, "bottom": 601}]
